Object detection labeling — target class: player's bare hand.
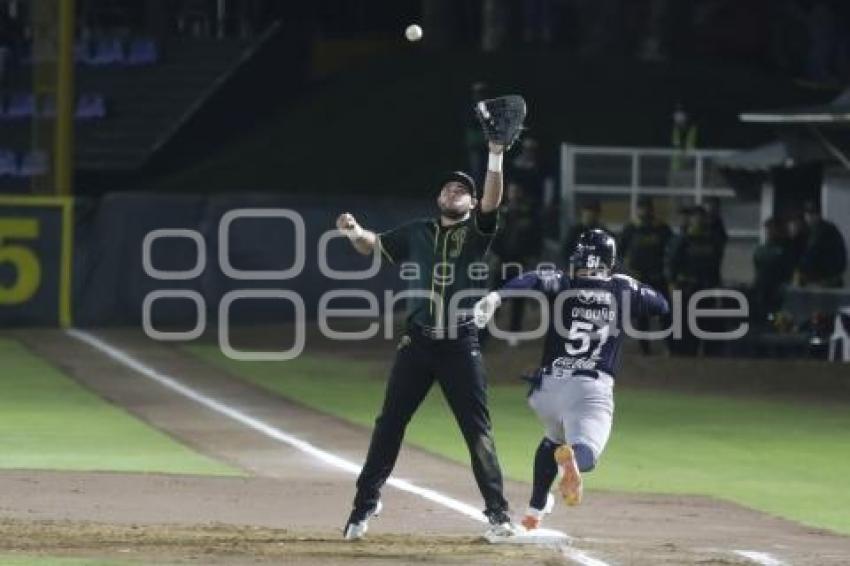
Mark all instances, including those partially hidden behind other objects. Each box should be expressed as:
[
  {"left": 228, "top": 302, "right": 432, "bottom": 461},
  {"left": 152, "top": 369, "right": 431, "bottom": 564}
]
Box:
[
  {"left": 336, "top": 212, "right": 356, "bottom": 231},
  {"left": 336, "top": 213, "right": 364, "bottom": 239},
  {"left": 489, "top": 142, "right": 505, "bottom": 154}
]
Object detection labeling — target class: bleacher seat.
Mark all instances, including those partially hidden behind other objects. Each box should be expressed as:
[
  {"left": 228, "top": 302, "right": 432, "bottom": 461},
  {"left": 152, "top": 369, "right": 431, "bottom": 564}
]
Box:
[
  {"left": 0, "top": 92, "right": 106, "bottom": 120},
  {"left": 7, "top": 36, "right": 249, "bottom": 170},
  {"left": 40, "top": 94, "right": 57, "bottom": 118},
  {"left": 19, "top": 37, "right": 159, "bottom": 68},
  {"left": 3, "top": 93, "right": 35, "bottom": 119},
  {"left": 16, "top": 151, "right": 48, "bottom": 177},
  {"left": 76, "top": 93, "right": 107, "bottom": 119},
  {"left": 89, "top": 38, "right": 124, "bottom": 66},
  {"left": 0, "top": 150, "right": 16, "bottom": 177},
  {"left": 127, "top": 38, "right": 158, "bottom": 65}
]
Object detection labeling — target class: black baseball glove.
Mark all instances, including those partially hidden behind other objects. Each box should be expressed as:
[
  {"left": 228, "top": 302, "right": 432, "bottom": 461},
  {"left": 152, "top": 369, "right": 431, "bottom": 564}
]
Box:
[{"left": 474, "top": 95, "right": 527, "bottom": 150}]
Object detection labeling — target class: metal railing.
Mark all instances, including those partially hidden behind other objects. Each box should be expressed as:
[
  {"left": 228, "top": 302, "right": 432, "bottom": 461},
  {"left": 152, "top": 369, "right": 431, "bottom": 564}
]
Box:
[{"left": 559, "top": 144, "right": 760, "bottom": 240}]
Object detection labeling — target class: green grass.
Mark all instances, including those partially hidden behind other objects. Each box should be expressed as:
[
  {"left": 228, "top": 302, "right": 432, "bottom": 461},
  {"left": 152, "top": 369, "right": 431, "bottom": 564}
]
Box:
[
  {"left": 0, "top": 339, "right": 239, "bottom": 476},
  {"left": 187, "top": 344, "right": 850, "bottom": 535}
]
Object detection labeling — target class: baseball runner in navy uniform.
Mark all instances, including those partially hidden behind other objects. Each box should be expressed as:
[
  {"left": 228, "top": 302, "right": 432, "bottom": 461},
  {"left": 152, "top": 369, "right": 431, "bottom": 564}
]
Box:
[
  {"left": 473, "top": 229, "right": 670, "bottom": 530},
  {"left": 335, "top": 141, "right": 516, "bottom": 540}
]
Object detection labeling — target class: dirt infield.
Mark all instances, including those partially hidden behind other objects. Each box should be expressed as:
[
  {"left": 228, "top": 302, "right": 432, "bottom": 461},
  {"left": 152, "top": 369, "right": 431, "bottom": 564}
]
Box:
[{"left": 4, "top": 328, "right": 850, "bottom": 565}]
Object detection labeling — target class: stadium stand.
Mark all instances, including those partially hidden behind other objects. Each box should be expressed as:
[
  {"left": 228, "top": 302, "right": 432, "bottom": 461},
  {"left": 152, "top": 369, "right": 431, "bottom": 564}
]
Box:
[
  {"left": 1, "top": 33, "right": 256, "bottom": 191},
  {"left": 0, "top": 91, "right": 107, "bottom": 120},
  {"left": 126, "top": 38, "right": 159, "bottom": 66},
  {"left": 16, "top": 150, "right": 48, "bottom": 177}
]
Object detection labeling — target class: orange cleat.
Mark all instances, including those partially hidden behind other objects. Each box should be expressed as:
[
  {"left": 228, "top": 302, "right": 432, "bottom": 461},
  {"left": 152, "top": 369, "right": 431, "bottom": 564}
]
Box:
[{"left": 554, "top": 445, "right": 583, "bottom": 506}]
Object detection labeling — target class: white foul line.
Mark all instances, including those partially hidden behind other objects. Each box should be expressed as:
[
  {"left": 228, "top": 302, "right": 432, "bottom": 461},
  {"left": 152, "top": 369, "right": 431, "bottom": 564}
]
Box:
[
  {"left": 733, "top": 550, "right": 787, "bottom": 566},
  {"left": 66, "top": 329, "right": 487, "bottom": 522},
  {"left": 65, "top": 328, "right": 610, "bottom": 566},
  {"left": 560, "top": 547, "right": 612, "bottom": 566},
  {"left": 65, "top": 330, "right": 788, "bottom": 566}
]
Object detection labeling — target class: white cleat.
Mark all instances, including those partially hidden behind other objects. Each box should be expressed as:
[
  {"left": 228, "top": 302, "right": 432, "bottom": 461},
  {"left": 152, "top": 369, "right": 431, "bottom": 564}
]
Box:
[
  {"left": 343, "top": 500, "right": 383, "bottom": 541},
  {"left": 484, "top": 521, "right": 520, "bottom": 541},
  {"left": 483, "top": 509, "right": 519, "bottom": 542}
]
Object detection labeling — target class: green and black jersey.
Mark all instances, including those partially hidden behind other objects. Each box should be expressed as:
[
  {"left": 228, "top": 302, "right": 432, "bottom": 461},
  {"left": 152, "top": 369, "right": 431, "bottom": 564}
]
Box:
[{"left": 378, "top": 209, "right": 499, "bottom": 328}]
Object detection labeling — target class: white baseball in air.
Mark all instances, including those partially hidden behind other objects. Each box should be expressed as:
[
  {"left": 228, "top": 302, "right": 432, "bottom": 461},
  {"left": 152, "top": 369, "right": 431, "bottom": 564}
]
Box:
[{"left": 405, "top": 24, "right": 423, "bottom": 42}]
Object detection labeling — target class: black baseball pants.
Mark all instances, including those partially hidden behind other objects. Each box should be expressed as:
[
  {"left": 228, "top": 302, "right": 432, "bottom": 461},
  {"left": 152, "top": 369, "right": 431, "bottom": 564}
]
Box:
[{"left": 353, "top": 326, "right": 509, "bottom": 518}]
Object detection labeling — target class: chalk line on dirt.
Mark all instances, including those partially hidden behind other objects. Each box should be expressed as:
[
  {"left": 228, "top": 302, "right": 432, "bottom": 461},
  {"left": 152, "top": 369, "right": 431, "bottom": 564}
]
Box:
[
  {"left": 62, "top": 330, "right": 801, "bottom": 566},
  {"left": 733, "top": 549, "right": 787, "bottom": 565},
  {"left": 66, "top": 329, "right": 488, "bottom": 521},
  {"left": 66, "top": 329, "right": 613, "bottom": 565},
  {"left": 560, "top": 546, "right": 612, "bottom": 566}
]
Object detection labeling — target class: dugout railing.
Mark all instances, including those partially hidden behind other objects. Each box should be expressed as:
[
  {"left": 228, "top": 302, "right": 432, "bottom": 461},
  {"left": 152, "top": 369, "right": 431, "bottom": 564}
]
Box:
[{"left": 559, "top": 144, "right": 763, "bottom": 241}]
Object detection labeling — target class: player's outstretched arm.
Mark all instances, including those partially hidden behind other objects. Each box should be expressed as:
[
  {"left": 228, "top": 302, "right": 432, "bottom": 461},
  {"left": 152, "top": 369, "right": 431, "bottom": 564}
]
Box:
[
  {"left": 336, "top": 213, "right": 377, "bottom": 256},
  {"left": 473, "top": 270, "right": 560, "bottom": 328},
  {"left": 479, "top": 142, "right": 505, "bottom": 213},
  {"left": 638, "top": 283, "right": 671, "bottom": 317}
]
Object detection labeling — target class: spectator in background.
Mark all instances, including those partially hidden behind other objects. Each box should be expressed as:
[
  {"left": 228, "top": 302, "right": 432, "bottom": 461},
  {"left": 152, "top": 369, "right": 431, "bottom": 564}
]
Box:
[
  {"left": 704, "top": 197, "right": 728, "bottom": 245},
  {"left": 464, "top": 82, "right": 489, "bottom": 181},
  {"left": 665, "top": 206, "right": 723, "bottom": 356},
  {"left": 663, "top": 204, "right": 692, "bottom": 311},
  {"left": 620, "top": 197, "right": 673, "bottom": 354},
  {"left": 752, "top": 218, "right": 794, "bottom": 321},
  {"left": 562, "top": 199, "right": 606, "bottom": 260},
  {"left": 672, "top": 204, "right": 690, "bottom": 236},
  {"left": 703, "top": 196, "right": 728, "bottom": 284},
  {"left": 787, "top": 215, "right": 808, "bottom": 267},
  {"left": 511, "top": 136, "right": 559, "bottom": 241},
  {"left": 795, "top": 200, "right": 847, "bottom": 287},
  {"left": 511, "top": 137, "right": 544, "bottom": 203},
  {"left": 493, "top": 182, "right": 542, "bottom": 340}
]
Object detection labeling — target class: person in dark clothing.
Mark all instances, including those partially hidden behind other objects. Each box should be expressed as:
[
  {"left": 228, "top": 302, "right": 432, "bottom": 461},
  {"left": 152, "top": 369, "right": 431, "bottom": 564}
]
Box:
[
  {"left": 662, "top": 205, "right": 692, "bottom": 354},
  {"left": 510, "top": 137, "right": 544, "bottom": 204},
  {"left": 787, "top": 215, "right": 808, "bottom": 268},
  {"left": 494, "top": 182, "right": 542, "bottom": 335},
  {"left": 796, "top": 201, "right": 847, "bottom": 287},
  {"left": 752, "top": 218, "right": 795, "bottom": 321},
  {"left": 665, "top": 206, "right": 724, "bottom": 356},
  {"left": 512, "top": 136, "right": 559, "bottom": 241},
  {"left": 562, "top": 200, "right": 606, "bottom": 260},
  {"left": 472, "top": 229, "right": 669, "bottom": 531},
  {"left": 336, "top": 140, "right": 516, "bottom": 541},
  {"left": 620, "top": 197, "right": 673, "bottom": 354},
  {"left": 703, "top": 197, "right": 728, "bottom": 284}
]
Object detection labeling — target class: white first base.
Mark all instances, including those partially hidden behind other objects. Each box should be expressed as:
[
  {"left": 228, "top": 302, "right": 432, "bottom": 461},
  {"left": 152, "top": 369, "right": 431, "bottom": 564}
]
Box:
[{"left": 485, "top": 527, "right": 571, "bottom": 545}]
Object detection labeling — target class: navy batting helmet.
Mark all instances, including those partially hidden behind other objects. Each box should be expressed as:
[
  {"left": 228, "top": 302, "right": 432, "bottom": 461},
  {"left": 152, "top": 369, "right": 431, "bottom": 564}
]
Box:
[{"left": 569, "top": 229, "right": 617, "bottom": 270}]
